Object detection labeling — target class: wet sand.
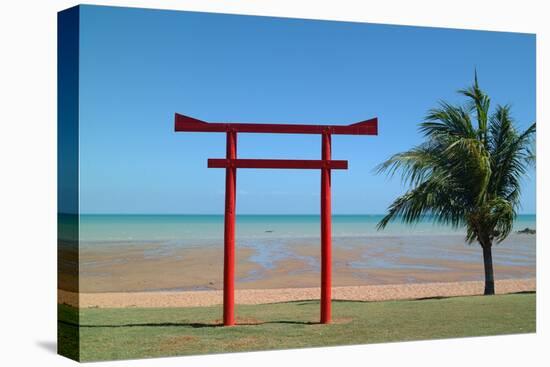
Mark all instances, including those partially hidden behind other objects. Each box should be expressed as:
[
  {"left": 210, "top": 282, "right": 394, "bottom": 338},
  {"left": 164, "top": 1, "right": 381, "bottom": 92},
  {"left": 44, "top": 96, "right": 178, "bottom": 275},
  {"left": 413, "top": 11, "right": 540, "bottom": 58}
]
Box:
[
  {"left": 59, "top": 233, "right": 536, "bottom": 308},
  {"left": 59, "top": 278, "right": 535, "bottom": 308},
  {"left": 64, "top": 234, "right": 535, "bottom": 293}
]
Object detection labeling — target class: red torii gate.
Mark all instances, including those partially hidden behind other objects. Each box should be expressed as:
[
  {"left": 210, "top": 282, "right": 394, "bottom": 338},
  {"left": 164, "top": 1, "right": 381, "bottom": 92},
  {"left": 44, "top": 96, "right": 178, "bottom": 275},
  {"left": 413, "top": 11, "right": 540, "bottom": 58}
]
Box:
[{"left": 174, "top": 113, "right": 378, "bottom": 326}]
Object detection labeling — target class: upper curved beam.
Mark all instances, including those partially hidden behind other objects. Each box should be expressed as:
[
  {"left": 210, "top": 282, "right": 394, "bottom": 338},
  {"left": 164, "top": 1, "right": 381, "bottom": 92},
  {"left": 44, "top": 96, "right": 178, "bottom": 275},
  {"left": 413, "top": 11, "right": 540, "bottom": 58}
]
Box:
[{"left": 174, "top": 113, "right": 377, "bottom": 135}]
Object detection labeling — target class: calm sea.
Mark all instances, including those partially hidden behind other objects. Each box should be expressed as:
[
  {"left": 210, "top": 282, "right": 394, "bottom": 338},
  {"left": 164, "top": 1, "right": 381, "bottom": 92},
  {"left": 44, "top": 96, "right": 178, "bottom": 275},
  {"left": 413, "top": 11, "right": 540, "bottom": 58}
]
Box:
[{"left": 69, "top": 214, "right": 536, "bottom": 243}]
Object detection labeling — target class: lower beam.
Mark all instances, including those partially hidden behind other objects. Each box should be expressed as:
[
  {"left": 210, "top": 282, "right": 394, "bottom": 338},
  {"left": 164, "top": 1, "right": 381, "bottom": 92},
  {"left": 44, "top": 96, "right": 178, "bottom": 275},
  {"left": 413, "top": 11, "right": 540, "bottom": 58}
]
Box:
[{"left": 208, "top": 158, "right": 348, "bottom": 170}]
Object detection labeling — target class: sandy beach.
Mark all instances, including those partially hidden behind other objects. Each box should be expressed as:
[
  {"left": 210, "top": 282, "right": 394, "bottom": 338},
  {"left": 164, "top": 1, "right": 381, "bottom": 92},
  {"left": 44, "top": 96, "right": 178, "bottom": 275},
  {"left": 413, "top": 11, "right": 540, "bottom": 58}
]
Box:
[
  {"left": 59, "top": 278, "right": 535, "bottom": 308},
  {"left": 59, "top": 227, "right": 536, "bottom": 311},
  {"left": 60, "top": 233, "right": 535, "bottom": 294}
]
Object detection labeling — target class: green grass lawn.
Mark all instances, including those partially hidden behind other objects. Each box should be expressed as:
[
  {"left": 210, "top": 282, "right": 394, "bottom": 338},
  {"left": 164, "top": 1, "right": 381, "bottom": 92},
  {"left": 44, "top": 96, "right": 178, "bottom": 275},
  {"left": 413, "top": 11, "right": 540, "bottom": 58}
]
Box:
[{"left": 58, "top": 293, "right": 535, "bottom": 362}]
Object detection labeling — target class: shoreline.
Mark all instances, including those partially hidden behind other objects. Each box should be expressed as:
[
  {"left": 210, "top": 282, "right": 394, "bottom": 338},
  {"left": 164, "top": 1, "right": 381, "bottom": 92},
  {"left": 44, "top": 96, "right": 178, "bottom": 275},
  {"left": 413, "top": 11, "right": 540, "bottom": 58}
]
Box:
[
  {"left": 62, "top": 233, "right": 536, "bottom": 293},
  {"left": 59, "top": 278, "right": 535, "bottom": 309}
]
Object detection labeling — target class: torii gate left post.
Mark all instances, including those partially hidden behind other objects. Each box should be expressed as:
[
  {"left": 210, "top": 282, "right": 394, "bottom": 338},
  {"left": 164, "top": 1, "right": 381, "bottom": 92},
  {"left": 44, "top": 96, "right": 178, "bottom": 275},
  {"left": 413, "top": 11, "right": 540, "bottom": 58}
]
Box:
[{"left": 174, "top": 113, "right": 378, "bottom": 326}]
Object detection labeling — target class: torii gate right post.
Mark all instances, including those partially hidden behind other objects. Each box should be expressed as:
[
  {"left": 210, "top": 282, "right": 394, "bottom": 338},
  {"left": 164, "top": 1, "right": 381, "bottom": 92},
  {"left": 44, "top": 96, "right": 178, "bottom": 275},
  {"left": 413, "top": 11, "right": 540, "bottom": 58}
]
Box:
[{"left": 174, "top": 113, "right": 378, "bottom": 326}]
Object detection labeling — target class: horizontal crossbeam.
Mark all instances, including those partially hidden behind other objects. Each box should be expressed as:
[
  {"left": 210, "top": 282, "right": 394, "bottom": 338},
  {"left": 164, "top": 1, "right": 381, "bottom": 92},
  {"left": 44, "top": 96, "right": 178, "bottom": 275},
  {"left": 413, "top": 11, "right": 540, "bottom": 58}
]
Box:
[
  {"left": 175, "top": 113, "right": 377, "bottom": 135},
  {"left": 207, "top": 158, "right": 348, "bottom": 169}
]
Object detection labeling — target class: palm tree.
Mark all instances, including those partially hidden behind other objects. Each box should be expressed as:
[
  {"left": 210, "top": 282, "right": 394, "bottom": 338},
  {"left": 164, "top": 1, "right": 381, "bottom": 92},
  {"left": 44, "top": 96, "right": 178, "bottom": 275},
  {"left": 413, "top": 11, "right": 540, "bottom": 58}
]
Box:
[{"left": 376, "top": 73, "right": 535, "bottom": 295}]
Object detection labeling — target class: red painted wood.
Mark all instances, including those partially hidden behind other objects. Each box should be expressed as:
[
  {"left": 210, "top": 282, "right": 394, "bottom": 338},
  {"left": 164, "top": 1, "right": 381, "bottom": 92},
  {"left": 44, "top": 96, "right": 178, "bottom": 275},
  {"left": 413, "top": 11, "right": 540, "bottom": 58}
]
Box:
[
  {"left": 208, "top": 158, "right": 348, "bottom": 170},
  {"left": 175, "top": 113, "right": 378, "bottom": 135},
  {"left": 320, "top": 133, "right": 332, "bottom": 324},
  {"left": 174, "top": 112, "right": 378, "bottom": 326},
  {"left": 223, "top": 131, "right": 237, "bottom": 326}
]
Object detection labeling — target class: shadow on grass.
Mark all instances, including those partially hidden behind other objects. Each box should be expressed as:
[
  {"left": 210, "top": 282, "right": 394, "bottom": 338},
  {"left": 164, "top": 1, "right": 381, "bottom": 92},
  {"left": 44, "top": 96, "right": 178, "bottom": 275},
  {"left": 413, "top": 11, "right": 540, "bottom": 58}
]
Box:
[
  {"left": 59, "top": 291, "right": 535, "bottom": 330},
  {"left": 59, "top": 319, "right": 318, "bottom": 329},
  {"left": 269, "top": 299, "right": 371, "bottom": 306},
  {"left": 263, "top": 293, "right": 537, "bottom": 306},
  {"left": 414, "top": 290, "right": 536, "bottom": 301}
]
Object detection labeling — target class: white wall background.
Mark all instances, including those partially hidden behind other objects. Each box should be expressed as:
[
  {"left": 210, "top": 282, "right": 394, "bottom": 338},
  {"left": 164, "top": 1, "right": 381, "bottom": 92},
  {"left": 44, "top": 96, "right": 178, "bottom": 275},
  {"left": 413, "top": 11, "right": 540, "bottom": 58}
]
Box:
[{"left": 0, "top": 1, "right": 547, "bottom": 366}]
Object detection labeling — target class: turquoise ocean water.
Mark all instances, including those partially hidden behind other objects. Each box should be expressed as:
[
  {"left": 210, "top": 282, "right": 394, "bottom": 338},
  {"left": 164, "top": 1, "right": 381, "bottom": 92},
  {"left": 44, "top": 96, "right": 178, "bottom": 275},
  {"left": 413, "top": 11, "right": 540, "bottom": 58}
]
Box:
[{"left": 75, "top": 214, "right": 536, "bottom": 243}]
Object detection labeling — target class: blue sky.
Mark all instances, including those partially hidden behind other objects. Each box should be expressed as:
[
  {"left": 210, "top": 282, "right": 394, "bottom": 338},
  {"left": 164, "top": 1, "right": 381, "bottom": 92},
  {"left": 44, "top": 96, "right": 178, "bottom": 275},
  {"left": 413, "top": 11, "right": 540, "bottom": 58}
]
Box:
[{"left": 78, "top": 5, "right": 536, "bottom": 214}]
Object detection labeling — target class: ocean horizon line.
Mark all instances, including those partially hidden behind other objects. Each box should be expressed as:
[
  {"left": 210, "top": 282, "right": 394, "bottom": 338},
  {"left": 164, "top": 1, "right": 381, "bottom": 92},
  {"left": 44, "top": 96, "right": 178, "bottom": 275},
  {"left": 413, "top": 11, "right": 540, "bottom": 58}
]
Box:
[
  {"left": 61, "top": 212, "right": 536, "bottom": 243},
  {"left": 70, "top": 213, "right": 537, "bottom": 216}
]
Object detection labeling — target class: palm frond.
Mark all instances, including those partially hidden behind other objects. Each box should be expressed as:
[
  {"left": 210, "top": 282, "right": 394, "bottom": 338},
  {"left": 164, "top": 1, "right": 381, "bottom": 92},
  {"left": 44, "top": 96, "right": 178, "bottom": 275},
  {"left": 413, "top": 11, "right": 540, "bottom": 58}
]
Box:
[
  {"left": 377, "top": 172, "right": 466, "bottom": 230},
  {"left": 488, "top": 109, "right": 535, "bottom": 205},
  {"left": 421, "top": 102, "right": 476, "bottom": 140},
  {"left": 458, "top": 71, "right": 491, "bottom": 145},
  {"left": 375, "top": 143, "right": 439, "bottom": 187}
]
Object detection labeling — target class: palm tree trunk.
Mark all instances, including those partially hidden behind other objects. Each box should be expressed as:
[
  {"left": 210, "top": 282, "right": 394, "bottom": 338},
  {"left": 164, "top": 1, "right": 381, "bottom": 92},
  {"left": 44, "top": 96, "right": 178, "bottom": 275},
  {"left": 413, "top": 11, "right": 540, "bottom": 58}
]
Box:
[{"left": 481, "top": 243, "right": 495, "bottom": 295}]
